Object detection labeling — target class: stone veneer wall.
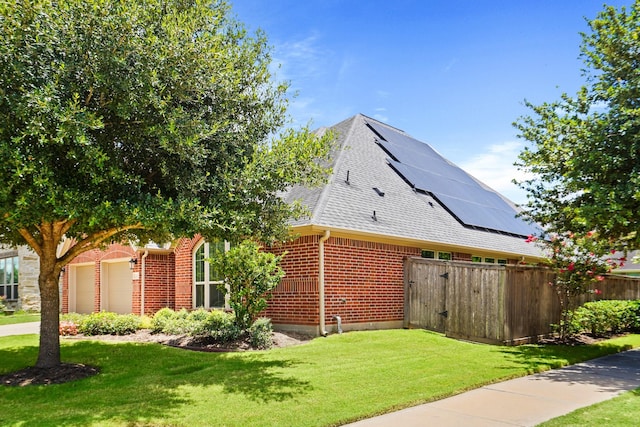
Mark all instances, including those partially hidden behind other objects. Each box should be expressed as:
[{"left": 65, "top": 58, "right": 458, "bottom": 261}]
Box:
[
  {"left": 0, "top": 245, "right": 41, "bottom": 312},
  {"left": 18, "top": 246, "right": 40, "bottom": 311}
]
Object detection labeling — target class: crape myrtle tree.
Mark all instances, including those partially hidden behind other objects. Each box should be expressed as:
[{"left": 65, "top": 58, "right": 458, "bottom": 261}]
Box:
[
  {"left": 526, "top": 231, "right": 623, "bottom": 340},
  {"left": 0, "top": 0, "right": 332, "bottom": 368},
  {"left": 514, "top": 1, "right": 640, "bottom": 251}
]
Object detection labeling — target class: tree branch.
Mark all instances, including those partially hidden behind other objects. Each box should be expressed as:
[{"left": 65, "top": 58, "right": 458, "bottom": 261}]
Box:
[
  {"left": 18, "top": 228, "right": 42, "bottom": 257},
  {"left": 58, "top": 223, "right": 144, "bottom": 265}
]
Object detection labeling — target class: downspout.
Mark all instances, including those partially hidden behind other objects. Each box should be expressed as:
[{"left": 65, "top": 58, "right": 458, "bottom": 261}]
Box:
[
  {"left": 140, "top": 250, "right": 149, "bottom": 315},
  {"left": 319, "top": 230, "right": 330, "bottom": 336}
]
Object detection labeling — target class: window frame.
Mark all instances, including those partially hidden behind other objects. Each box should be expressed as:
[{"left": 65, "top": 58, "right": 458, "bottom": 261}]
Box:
[
  {"left": 0, "top": 255, "right": 19, "bottom": 301},
  {"left": 193, "top": 240, "right": 230, "bottom": 310}
]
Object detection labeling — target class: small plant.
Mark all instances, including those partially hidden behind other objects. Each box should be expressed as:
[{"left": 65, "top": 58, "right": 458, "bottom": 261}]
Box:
[
  {"left": 249, "top": 317, "right": 273, "bottom": 349},
  {"left": 59, "top": 321, "right": 79, "bottom": 336},
  {"left": 78, "top": 312, "right": 142, "bottom": 335},
  {"left": 210, "top": 240, "right": 285, "bottom": 330},
  {"left": 0, "top": 296, "right": 6, "bottom": 312},
  {"left": 200, "top": 310, "right": 241, "bottom": 343},
  {"left": 151, "top": 307, "right": 176, "bottom": 333}
]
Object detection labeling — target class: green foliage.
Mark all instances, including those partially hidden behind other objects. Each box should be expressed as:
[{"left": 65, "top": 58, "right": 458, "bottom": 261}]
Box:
[
  {"left": 211, "top": 240, "right": 285, "bottom": 329},
  {"left": 150, "top": 308, "right": 176, "bottom": 333},
  {"left": 0, "top": 296, "right": 6, "bottom": 312},
  {"left": 0, "top": 0, "right": 332, "bottom": 367},
  {"left": 151, "top": 308, "right": 241, "bottom": 343},
  {"left": 248, "top": 317, "right": 273, "bottom": 349},
  {"left": 527, "top": 231, "right": 621, "bottom": 339},
  {"left": 200, "top": 310, "right": 241, "bottom": 343},
  {"left": 573, "top": 300, "right": 640, "bottom": 337},
  {"left": 78, "top": 312, "right": 141, "bottom": 336},
  {"left": 515, "top": 1, "right": 640, "bottom": 248}
]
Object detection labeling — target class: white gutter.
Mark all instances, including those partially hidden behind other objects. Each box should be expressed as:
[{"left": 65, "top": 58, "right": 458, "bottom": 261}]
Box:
[
  {"left": 140, "top": 250, "right": 149, "bottom": 315},
  {"left": 319, "top": 230, "right": 330, "bottom": 336}
]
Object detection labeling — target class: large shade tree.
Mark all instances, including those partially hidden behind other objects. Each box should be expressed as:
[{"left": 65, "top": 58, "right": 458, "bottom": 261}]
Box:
[
  {"left": 515, "top": 1, "right": 640, "bottom": 249},
  {"left": 0, "top": 0, "right": 332, "bottom": 368}
]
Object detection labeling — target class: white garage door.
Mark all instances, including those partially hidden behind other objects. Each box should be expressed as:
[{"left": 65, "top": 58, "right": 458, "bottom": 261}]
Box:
[
  {"left": 104, "top": 262, "right": 132, "bottom": 314},
  {"left": 74, "top": 265, "right": 95, "bottom": 314}
]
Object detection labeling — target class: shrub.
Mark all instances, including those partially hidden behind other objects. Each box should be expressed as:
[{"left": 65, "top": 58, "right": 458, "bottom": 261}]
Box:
[
  {"left": 573, "top": 300, "right": 639, "bottom": 337},
  {"left": 78, "top": 312, "right": 119, "bottom": 335},
  {"left": 78, "top": 312, "right": 142, "bottom": 335},
  {"left": 210, "top": 240, "right": 285, "bottom": 329},
  {"left": 151, "top": 307, "right": 176, "bottom": 333},
  {"left": 0, "top": 296, "right": 6, "bottom": 312},
  {"left": 59, "top": 321, "right": 79, "bottom": 336},
  {"left": 249, "top": 317, "right": 273, "bottom": 349},
  {"left": 199, "top": 310, "right": 241, "bottom": 343},
  {"left": 112, "top": 314, "right": 142, "bottom": 335}
]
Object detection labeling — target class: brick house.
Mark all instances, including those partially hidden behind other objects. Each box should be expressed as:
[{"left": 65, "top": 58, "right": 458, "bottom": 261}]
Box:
[{"left": 5, "top": 114, "right": 549, "bottom": 335}]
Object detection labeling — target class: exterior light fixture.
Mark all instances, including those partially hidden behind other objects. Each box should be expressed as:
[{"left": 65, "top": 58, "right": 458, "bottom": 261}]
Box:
[{"left": 129, "top": 257, "right": 137, "bottom": 270}]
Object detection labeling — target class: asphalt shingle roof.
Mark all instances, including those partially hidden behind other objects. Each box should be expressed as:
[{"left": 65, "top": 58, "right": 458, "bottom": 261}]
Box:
[{"left": 287, "top": 114, "right": 543, "bottom": 259}]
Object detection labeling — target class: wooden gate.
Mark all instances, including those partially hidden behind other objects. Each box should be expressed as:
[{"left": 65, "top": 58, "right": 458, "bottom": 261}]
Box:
[
  {"left": 405, "top": 259, "right": 449, "bottom": 333},
  {"left": 404, "top": 257, "right": 507, "bottom": 344}
]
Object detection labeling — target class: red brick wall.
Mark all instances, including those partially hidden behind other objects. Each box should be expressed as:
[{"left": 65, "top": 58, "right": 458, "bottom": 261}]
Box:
[
  {"left": 265, "top": 235, "right": 420, "bottom": 328},
  {"left": 173, "top": 237, "right": 199, "bottom": 310},
  {"left": 142, "top": 253, "right": 174, "bottom": 315},
  {"left": 264, "top": 235, "right": 320, "bottom": 325},
  {"left": 323, "top": 237, "right": 419, "bottom": 325}
]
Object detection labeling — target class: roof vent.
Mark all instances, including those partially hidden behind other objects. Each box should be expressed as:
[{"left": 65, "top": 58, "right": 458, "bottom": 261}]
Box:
[{"left": 373, "top": 187, "right": 385, "bottom": 197}]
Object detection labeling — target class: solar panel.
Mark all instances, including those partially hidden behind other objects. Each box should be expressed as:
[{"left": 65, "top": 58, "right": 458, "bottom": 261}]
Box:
[{"left": 368, "top": 120, "right": 538, "bottom": 237}]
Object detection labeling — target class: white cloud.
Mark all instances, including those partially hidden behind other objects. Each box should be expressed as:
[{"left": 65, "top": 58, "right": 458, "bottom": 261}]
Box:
[{"left": 458, "top": 141, "right": 531, "bottom": 205}]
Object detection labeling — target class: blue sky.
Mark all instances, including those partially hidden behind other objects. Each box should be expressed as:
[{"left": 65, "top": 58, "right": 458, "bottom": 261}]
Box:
[{"left": 230, "top": 1, "right": 631, "bottom": 204}]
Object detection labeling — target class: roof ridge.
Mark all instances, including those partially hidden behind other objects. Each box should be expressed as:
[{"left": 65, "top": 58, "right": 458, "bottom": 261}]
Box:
[{"left": 309, "top": 115, "right": 360, "bottom": 224}]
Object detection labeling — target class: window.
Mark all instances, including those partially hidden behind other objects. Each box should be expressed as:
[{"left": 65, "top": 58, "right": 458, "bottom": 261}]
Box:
[
  {"left": 438, "top": 252, "right": 452, "bottom": 261},
  {"left": 193, "top": 241, "right": 229, "bottom": 309},
  {"left": 497, "top": 259, "right": 508, "bottom": 265},
  {"left": 0, "top": 256, "right": 19, "bottom": 301},
  {"left": 421, "top": 250, "right": 435, "bottom": 259},
  {"left": 484, "top": 257, "right": 495, "bottom": 264},
  {"left": 471, "top": 256, "right": 482, "bottom": 263}
]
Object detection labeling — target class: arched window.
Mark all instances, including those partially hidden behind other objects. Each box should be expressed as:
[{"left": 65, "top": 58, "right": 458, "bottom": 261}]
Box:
[{"left": 193, "top": 240, "right": 229, "bottom": 309}]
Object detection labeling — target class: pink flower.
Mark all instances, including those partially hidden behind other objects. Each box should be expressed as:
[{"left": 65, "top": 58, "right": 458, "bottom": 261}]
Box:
[
  {"left": 594, "top": 289, "right": 603, "bottom": 295},
  {"left": 596, "top": 275, "right": 605, "bottom": 281},
  {"left": 525, "top": 235, "right": 538, "bottom": 243},
  {"left": 586, "top": 231, "right": 595, "bottom": 237},
  {"left": 567, "top": 262, "right": 575, "bottom": 271}
]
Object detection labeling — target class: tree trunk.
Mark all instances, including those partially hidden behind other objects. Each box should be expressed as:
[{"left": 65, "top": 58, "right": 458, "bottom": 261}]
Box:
[{"left": 36, "top": 249, "right": 61, "bottom": 368}]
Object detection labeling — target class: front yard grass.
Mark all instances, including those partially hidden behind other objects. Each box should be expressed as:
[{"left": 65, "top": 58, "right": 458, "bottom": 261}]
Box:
[
  {"left": 0, "top": 312, "right": 40, "bottom": 326},
  {"left": 0, "top": 329, "right": 638, "bottom": 427},
  {"left": 539, "top": 387, "right": 640, "bottom": 427}
]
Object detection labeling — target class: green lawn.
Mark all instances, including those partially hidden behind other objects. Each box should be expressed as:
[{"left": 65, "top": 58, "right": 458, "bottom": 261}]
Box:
[
  {"left": 539, "top": 388, "right": 640, "bottom": 426},
  {"left": 0, "top": 312, "right": 40, "bottom": 326},
  {"left": 0, "top": 330, "right": 638, "bottom": 427}
]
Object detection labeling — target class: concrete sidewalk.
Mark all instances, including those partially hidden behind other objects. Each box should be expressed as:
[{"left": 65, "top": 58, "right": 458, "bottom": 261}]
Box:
[
  {"left": 0, "top": 321, "right": 40, "bottom": 336},
  {"left": 344, "top": 348, "right": 640, "bottom": 427}
]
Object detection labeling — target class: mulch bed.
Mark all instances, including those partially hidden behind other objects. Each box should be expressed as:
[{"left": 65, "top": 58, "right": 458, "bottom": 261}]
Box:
[{"left": 0, "top": 363, "right": 99, "bottom": 386}]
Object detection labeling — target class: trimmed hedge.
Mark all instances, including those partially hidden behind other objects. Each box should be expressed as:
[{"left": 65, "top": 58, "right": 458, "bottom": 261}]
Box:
[{"left": 572, "top": 300, "right": 640, "bottom": 337}]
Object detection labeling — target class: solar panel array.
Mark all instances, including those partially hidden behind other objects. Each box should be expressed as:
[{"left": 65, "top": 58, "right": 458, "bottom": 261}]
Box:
[{"left": 366, "top": 120, "right": 538, "bottom": 237}]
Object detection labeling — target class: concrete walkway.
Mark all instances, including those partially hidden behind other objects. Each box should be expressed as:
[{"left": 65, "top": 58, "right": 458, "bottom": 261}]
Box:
[
  {"left": 0, "top": 321, "right": 40, "bottom": 336},
  {"left": 344, "top": 348, "right": 640, "bottom": 427}
]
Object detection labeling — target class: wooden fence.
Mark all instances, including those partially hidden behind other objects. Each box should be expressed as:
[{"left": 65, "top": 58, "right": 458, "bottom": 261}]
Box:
[{"left": 404, "top": 257, "right": 640, "bottom": 345}]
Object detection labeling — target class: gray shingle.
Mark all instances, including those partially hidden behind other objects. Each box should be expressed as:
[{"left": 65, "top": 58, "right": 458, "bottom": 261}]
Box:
[{"left": 285, "top": 114, "right": 543, "bottom": 259}]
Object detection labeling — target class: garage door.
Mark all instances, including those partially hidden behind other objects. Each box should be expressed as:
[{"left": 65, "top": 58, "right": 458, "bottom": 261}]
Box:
[
  {"left": 74, "top": 265, "right": 95, "bottom": 314},
  {"left": 103, "top": 262, "right": 132, "bottom": 314}
]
